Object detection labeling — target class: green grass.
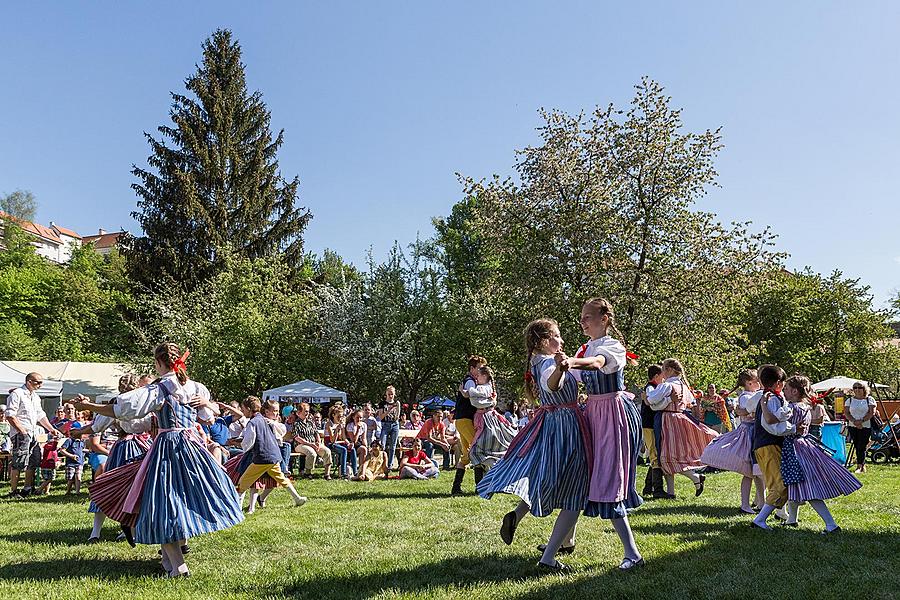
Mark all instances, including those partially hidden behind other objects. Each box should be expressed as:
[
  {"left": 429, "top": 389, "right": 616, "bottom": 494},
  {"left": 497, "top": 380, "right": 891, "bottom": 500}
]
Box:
[{"left": 1, "top": 465, "right": 898, "bottom": 600}]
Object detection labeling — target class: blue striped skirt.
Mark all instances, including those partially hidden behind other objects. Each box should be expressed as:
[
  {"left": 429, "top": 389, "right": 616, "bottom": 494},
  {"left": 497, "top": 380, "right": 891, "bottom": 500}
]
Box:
[
  {"left": 133, "top": 430, "right": 244, "bottom": 545},
  {"left": 477, "top": 409, "right": 589, "bottom": 517}
]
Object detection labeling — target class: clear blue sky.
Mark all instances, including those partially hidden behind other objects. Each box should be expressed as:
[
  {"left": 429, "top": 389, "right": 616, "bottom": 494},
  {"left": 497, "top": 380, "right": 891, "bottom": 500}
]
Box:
[{"left": 2, "top": 2, "right": 898, "bottom": 306}]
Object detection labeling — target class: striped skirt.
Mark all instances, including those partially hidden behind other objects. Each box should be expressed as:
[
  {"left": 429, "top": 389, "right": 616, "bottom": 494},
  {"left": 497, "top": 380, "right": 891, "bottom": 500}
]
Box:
[
  {"left": 224, "top": 451, "right": 277, "bottom": 489},
  {"left": 469, "top": 409, "right": 517, "bottom": 468},
  {"left": 88, "top": 460, "right": 143, "bottom": 526},
  {"left": 583, "top": 392, "right": 644, "bottom": 519},
  {"left": 132, "top": 430, "right": 244, "bottom": 545},
  {"left": 88, "top": 436, "right": 150, "bottom": 514},
  {"left": 700, "top": 421, "right": 758, "bottom": 477},
  {"left": 658, "top": 411, "right": 718, "bottom": 475},
  {"left": 788, "top": 436, "right": 862, "bottom": 502},
  {"left": 477, "top": 408, "right": 590, "bottom": 517}
]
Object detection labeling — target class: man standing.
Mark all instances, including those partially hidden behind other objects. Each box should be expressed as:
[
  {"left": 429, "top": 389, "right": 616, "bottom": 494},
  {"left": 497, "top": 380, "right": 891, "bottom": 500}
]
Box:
[
  {"left": 5, "top": 373, "right": 61, "bottom": 498},
  {"left": 451, "top": 355, "right": 488, "bottom": 495}
]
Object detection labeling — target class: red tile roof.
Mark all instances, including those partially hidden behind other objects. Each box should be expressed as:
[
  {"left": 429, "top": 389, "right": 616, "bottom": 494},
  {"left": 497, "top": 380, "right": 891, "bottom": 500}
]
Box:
[
  {"left": 52, "top": 225, "right": 82, "bottom": 239},
  {"left": 0, "top": 211, "right": 62, "bottom": 244},
  {"left": 82, "top": 231, "right": 124, "bottom": 249}
]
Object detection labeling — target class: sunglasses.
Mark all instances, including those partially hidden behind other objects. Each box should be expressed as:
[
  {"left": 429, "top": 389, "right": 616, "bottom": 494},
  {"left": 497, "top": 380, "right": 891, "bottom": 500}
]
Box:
[
  {"left": 27, "top": 379, "right": 43, "bottom": 386},
  {"left": 852, "top": 386, "right": 864, "bottom": 390}
]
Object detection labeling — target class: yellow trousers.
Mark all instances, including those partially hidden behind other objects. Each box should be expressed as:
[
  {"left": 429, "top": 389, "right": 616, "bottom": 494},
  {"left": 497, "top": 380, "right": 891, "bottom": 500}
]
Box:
[
  {"left": 642, "top": 428, "right": 659, "bottom": 468},
  {"left": 237, "top": 463, "right": 290, "bottom": 494},
  {"left": 754, "top": 445, "right": 787, "bottom": 508},
  {"left": 455, "top": 418, "right": 475, "bottom": 468}
]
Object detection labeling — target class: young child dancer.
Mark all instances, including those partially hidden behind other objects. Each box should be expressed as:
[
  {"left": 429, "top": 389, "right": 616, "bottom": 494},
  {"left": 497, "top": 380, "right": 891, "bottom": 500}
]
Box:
[
  {"left": 235, "top": 396, "right": 307, "bottom": 513},
  {"left": 564, "top": 297, "right": 644, "bottom": 571},
  {"left": 780, "top": 376, "right": 861, "bottom": 532},
  {"left": 642, "top": 364, "right": 665, "bottom": 499},
  {"left": 751, "top": 364, "right": 793, "bottom": 530},
  {"left": 75, "top": 343, "right": 243, "bottom": 577},
  {"left": 468, "top": 365, "right": 517, "bottom": 478},
  {"left": 647, "top": 359, "right": 718, "bottom": 498},
  {"left": 452, "top": 356, "right": 490, "bottom": 495},
  {"left": 701, "top": 369, "right": 766, "bottom": 513},
  {"left": 477, "top": 319, "right": 590, "bottom": 573}
]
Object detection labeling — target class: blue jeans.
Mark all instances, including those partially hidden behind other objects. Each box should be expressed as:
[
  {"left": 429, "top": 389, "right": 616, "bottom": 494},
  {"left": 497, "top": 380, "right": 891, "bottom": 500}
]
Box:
[
  {"left": 380, "top": 421, "right": 400, "bottom": 470},
  {"left": 280, "top": 442, "right": 291, "bottom": 475},
  {"left": 328, "top": 443, "right": 349, "bottom": 477}
]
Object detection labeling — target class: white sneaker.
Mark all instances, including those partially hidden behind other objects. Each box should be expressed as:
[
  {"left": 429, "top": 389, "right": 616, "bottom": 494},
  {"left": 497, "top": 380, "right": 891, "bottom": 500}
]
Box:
[{"left": 294, "top": 496, "right": 308, "bottom": 507}]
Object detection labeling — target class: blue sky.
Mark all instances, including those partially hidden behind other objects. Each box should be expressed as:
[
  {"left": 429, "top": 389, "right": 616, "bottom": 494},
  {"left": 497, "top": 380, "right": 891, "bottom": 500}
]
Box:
[{"left": 2, "top": 2, "right": 898, "bottom": 306}]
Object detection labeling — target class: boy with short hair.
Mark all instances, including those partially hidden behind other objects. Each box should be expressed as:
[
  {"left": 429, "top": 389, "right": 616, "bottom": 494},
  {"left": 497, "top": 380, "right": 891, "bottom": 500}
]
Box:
[
  {"left": 38, "top": 435, "right": 60, "bottom": 495},
  {"left": 751, "top": 365, "right": 793, "bottom": 529},
  {"left": 58, "top": 427, "right": 86, "bottom": 494}
]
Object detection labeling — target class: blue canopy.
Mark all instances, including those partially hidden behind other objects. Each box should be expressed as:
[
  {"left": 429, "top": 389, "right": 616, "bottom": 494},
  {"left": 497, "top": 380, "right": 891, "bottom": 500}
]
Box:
[{"left": 419, "top": 395, "right": 455, "bottom": 409}]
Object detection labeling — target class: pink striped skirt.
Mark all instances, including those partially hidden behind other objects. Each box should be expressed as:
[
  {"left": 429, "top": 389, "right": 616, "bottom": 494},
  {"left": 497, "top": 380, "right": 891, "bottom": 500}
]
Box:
[{"left": 660, "top": 412, "right": 718, "bottom": 475}]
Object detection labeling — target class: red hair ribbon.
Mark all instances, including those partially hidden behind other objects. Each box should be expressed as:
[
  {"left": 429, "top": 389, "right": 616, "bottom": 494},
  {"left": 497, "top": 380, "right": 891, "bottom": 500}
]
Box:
[
  {"left": 524, "top": 371, "right": 534, "bottom": 383},
  {"left": 575, "top": 344, "right": 588, "bottom": 359},
  {"left": 172, "top": 349, "right": 190, "bottom": 373},
  {"left": 625, "top": 351, "right": 639, "bottom": 361}
]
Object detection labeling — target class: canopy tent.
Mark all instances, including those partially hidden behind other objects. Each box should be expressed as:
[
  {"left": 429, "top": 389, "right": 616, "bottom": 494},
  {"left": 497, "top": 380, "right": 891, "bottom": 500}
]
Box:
[
  {"left": 0, "top": 361, "right": 64, "bottom": 416},
  {"left": 5, "top": 361, "right": 129, "bottom": 399},
  {"left": 811, "top": 376, "right": 888, "bottom": 392},
  {"left": 262, "top": 379, "right": 347, "bottom": 405},
  {"left": 419, "top": 395, "right": 456, "bottom": 409}
]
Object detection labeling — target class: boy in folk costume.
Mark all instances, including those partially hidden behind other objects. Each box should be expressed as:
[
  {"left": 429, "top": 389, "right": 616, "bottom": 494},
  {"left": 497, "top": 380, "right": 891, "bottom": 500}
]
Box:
[
  {"left": 751, "top": 364, "right": 793, "bottom": 530},
  {"left": 451, "top": 355, "right": 490, "bottom": 495},
  {"left": 641, "top": 364, "right": 665, "bottom": 498},
  {"left": 237, "top": 396, "right": 307, "bottom": 512}
]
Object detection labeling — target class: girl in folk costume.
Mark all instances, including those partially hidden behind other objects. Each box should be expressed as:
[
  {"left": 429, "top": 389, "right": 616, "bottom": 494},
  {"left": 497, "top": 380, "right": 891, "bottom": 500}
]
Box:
[
  {"left": 76, "top": 343, "right": 243, "bottom": 577},
  {"left": 73, "top": 380, "right": 154, "bottom": 544},
  {"left": 647, "top": 359, "right": 718, "bottom": 498},
  {"left": 562, "top": 297, "right": 644, "bottom": 571},
  {"left": 232, "top": 396, "right": 307, "bottom": 513},
  {"left": 477, "top": 319, "right": 591, "bottom": 573},
  {"left": 468, "top": 365, "right": 517, "bottom": 474},
  {"left": 780, "top": 376, "right": 861, "bottom": 532},
  {"left": 701, "top": 369, "right": 766, "bottom": 514}
]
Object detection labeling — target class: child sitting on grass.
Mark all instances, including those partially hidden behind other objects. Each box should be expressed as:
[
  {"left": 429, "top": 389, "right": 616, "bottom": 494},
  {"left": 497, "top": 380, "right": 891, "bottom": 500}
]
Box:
[
  {"left": 354, "top": 439, "right": 387, "bottom": 481},
  {"left": 58, "top": 427, "right": 86, "bottom": 495}
]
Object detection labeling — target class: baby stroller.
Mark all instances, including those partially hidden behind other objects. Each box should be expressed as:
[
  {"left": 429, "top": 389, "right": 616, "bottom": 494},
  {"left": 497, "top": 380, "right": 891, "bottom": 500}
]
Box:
[{"left": 867, "top": 421, "right": 900, "bottom": 464}]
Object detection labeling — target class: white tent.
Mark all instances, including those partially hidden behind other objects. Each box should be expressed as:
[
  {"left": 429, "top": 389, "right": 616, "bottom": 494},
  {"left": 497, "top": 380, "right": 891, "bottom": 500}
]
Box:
[
  {"left": 811, "top": 376, "right": 888, "bottom": 392},
  {"left": 262, "top": 379, "right": 348, "bottom": 404},
  {"left": 0, "top": 361, "right": 64, "bottom": 415},
  {"left": 5, "top": 361, "right": 129, "bottom": 399}
]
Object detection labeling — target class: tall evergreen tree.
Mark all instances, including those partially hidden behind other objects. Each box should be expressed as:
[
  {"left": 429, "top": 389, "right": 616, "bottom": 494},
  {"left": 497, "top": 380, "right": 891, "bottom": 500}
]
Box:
[{"left": 128, "top": 29, "right": 311, "bottom": 287}]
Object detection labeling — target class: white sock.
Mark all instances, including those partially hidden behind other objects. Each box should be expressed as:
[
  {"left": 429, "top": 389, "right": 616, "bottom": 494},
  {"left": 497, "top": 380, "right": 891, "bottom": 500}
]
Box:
[
  {"left": 785, "top": 501, "right": 799, "bottom": 524},
  {"left": 248, "top": 491, "right": 258, "bottom": 513},
  {"left": 754, "top": 504, "right": 775, "bottom": 528},
  {"left": 90, "top": 513, "right": 105, "bottom": 538},
  {"left": 809, "top": 499, "right": 838, "bottom": 530}
]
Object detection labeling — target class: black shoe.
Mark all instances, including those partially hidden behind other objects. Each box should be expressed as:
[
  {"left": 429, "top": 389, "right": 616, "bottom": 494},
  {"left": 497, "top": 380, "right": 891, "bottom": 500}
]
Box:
[
  {"left": 181, "top": 544, "right": 190, "bottom": 554},
  {"left": 537, "top": 543, "right": 575, "bottom": 555},
  {"left": 655, "top": 492, "right": 677, "bottom": 500},
  {"left": 20, "top": 487, "right": 33, "bottom": 498},
  {"left": 619, "top": 557, "right": 646, "bottom": 571},
  {"left": 822, "top": 526, "right": 842, "bottom": 535},
  {"left": 537, "top": 560, "right": 572, "bottom": 574},
  {"left": 88, "top": 536, "right": 101, "bottom": 544},
  {"left": 500, "top": 511, "right": 519, "bottom": 545},
  {"left": 749, "top": 521, "right": 771, "bottom": 531},
  {"left": 781, "top": 522, "right": 799, "bottom": 528},
  {"left": 121, "top": 525, "right": 136, "bottom": 548},
  {"left": 694, "top": 475, "right": 705, "bottom": 497}
]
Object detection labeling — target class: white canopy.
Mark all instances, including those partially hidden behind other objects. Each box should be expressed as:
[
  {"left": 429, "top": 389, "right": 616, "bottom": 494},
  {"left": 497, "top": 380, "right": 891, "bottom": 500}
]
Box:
[
  {"left": 262, "top": 379, "right": 347, "bottom": 404},
  {"left": 811, "top": 376, "right": 888, "bottom": 392},
  {"left": 0, "top": 361, "right": 64, "bottom": 415},
  {"left": 5, "top": 361, "right": 129, "bottom": 399}
]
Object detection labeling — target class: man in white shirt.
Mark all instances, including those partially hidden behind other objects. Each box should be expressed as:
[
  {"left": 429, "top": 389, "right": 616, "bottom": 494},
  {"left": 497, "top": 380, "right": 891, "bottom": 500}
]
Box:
[{"left": 5, "top": 373, "right": 61, "bottom": 498}]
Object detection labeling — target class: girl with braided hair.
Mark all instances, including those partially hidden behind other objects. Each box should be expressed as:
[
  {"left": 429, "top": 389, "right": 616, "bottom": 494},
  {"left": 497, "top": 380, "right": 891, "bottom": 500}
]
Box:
[
  {"left": 73, "top": 342, "right": 243, "bottom": 577},
  {"left": 477, "top": 319, "right": 591, "bottom": 573},
  {"left": 562, "top": 297, "right": 645, "bottom": 571}
]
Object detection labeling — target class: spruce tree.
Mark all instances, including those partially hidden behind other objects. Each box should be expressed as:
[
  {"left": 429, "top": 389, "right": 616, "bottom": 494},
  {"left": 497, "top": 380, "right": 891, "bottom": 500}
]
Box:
[{"left": 128, "top": 29, "right": 311, "bottom": 287}]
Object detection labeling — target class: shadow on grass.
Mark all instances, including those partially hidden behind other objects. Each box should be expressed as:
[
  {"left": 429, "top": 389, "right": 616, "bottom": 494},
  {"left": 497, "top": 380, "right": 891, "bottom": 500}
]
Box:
[
  {"left": 0, "top": 559, "right": 160, "bottom": 581},
  {"left": 252, "top": 552, "right": 537, "bottom": 600},
  {"left": 321, "top": 489, "right": 456, "bottom": 502},
  {"left": 2, "top": 492, "right": 90, "bottom": 506},
  {"left": 0, "top": 528, "right": 100, "bottom": 546},
  {"left": 632, "top": 502, "right": 747, "bottom": 520}
]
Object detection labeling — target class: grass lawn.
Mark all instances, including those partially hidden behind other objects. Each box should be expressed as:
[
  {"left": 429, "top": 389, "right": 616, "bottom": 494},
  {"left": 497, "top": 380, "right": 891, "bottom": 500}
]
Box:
[{"left": 0, "top": 465, "right": 898, "bottom": 600}]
